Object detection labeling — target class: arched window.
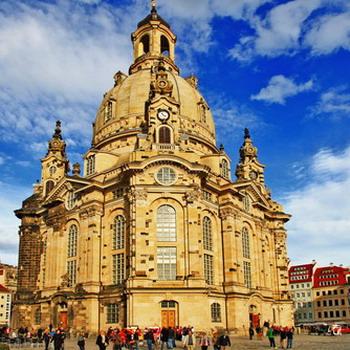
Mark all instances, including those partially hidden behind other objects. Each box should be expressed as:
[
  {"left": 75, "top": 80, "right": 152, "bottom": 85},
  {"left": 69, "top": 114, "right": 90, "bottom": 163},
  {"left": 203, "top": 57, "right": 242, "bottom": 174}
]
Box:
[
  {"left": 68, "top": 225, "right": 78, "bottom": 258},
  {"left": 203, "top": 216, "right": 213, "bottom": 251},
  {"left": 221, "top": 159, "right": 229, "bottom": 179},
  {"left": 161, "top": 35, "right": 170, "bottom": 56},
  {"left": 104, "top": 101, "right": 112, "bottom": 122},
  {"left": 113, "top": 215, "right": 125, "bottom": 250},
  {"left": 158, "top": 126, "right": 171, "bottom": 144},
  {"left": 157, "top": 205, "right": 176, "bottom": 241},
  {"left": 45, "top": 180, "right": 54, "bottom": 195},
  {"left": 211, "top": 303, "right": 221, "bottom": 322},
  {"left": 140, "top": 34, "right": 150, "bottom": 55},
  {"left": 242, "top": 227, "right": 250, "bottom": 259}
]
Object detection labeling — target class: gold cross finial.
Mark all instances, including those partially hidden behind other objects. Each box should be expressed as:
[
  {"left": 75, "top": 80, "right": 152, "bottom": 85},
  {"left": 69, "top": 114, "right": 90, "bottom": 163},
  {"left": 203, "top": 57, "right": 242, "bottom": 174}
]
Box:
[{"left": 151, "top": 0, "right": 156, "bottom": 9}]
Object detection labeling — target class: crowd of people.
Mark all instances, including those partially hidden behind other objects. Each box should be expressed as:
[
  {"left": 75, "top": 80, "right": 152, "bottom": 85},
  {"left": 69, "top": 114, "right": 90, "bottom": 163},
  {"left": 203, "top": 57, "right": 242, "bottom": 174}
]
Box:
[
  {"left": 248, "top": 321, "right": 295, "bottom": 349},
  {"left": 0, "top": 323, "right": 296, "bottom": 349}
]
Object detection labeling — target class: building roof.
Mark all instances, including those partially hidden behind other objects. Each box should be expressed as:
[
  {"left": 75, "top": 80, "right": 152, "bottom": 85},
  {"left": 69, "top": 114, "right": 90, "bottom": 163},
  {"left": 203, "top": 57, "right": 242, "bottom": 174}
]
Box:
[
  {"left": 289, "top": 263, "right": 315, "bottom": 283},
  {"left": 0, "top": 284, "right": 10, "bottom": 293}
]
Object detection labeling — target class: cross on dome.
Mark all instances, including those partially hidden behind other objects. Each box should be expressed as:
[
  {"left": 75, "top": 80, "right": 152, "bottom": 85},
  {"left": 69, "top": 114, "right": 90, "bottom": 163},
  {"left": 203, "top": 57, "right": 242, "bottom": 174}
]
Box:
[{"left": 151, "top": 0, "right": 157, "bottom": 10}]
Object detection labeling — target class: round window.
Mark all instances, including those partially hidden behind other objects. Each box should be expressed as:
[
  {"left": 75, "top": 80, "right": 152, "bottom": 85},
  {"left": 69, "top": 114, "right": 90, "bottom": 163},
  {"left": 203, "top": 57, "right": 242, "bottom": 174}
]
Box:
[{"left": 156, "top": 167, "right": 176, "bottom": 185}]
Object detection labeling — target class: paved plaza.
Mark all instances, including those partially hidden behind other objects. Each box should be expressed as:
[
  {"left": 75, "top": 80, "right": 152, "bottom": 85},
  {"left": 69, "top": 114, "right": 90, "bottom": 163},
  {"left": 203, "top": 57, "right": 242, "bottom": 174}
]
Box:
[{"left": 6, "top": 335, "right": 350, "bottom": 350}]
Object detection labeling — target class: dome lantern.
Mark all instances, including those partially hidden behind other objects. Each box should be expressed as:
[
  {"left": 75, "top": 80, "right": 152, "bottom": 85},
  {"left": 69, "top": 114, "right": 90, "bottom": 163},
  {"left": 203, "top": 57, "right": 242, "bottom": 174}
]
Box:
[{"left": 130, "top": 1, "right": 178, "bottom": 74}]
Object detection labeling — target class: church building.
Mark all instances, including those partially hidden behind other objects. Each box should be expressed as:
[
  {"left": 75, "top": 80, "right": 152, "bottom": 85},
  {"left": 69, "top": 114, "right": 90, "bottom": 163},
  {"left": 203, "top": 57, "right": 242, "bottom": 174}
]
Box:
[{"left": 14, "top": 3, "right": 293, "bottom": 334}]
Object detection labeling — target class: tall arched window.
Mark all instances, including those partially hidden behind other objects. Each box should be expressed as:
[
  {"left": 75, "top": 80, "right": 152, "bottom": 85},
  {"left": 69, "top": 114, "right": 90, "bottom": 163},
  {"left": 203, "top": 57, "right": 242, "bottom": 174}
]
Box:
[
  {"left": 242, "top": 227, "right": 250, "bottom": 259},
  {"left": 221, "top": 159, "right": 229, "bottom": 179},
  {"left": 140, "top": 34, "right": 150, "bottom": 54},
  {"left": 157, "top": 205, "right": 176, "bottom": 241},
  {"left": 158, "top": 126, "right": 171, "bottom": 144},
  {"left": 67, "top": 224, "right": 78, "bottom": 287},
  {"left": 203, "top": 216, "right": 213, "bottom": 251},
  {"left": 104, "top": 101, "right": 112, "bottom": 122},
  {"left": 113, "top": 215, "right": 125, "bottom": 250},
  {"left": 211, "top": 303, "right": 221, "bottom": 322},
  {"left": 161, "top": 35, "right": 170, "bottom": 56},
  {"left": 68, "top": 225, "right": 78, "bottom": 258},
  {"left": 45, "top": 180, "right": 54, "bottom": 195}
]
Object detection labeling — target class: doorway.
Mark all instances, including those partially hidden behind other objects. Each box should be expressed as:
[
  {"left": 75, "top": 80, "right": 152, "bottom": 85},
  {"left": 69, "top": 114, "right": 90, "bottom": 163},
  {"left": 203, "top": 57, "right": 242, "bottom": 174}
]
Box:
[{"left": 160, "top": 300, "right": 177, "bottom": 327}]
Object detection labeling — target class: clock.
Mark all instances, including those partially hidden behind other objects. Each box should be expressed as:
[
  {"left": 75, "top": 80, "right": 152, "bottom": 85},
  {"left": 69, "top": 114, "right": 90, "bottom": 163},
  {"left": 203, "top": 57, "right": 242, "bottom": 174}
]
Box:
[{"left": 157, "top": 109, "right": 170, "bottom": 121}]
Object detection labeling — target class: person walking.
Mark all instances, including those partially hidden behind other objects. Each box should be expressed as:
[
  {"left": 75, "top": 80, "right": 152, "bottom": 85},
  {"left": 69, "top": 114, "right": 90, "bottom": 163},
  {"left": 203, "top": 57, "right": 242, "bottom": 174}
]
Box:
[
  {"left": 217, "top": 331, "right": 231, "bottom": 350},
  {"left": 280, "top": 327, "right": 287, "bottom": 350},
  {"left": 167, "top": 327, "right": 175, "bottom": 350},
  {"left": 77, "top": 332, "right": 85, "bottom": 350},
  {"left": 286, "top": 327, "right": 294, "bottom": 349},
  {"left": 96, "top": 330, "right": 109, "bottom": 350},
  {"left": 266, "top": 327, "right": 277, "bottom": 349},
  {"left": 43, "top": 329, "right": 51, "bottom": 350},
  {"left": 249, "top": 325, "right": 254, "bottom": 340},
  {"left": 52, "top": 329, "right": 65, "bottom": 350},
  {"left": 182, "top": 330, "right": 195, "bottom": 350},
  {"left": 160, "top": 327, "right": 168, "bottom": 350}
]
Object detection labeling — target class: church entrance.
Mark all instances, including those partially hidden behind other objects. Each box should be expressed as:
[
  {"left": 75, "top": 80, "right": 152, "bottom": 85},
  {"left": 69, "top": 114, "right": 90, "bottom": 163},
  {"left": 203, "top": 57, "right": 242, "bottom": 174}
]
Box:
[
  {"left": 160, "top": 301, "right": 177, "bottom": 327},
  {"left": 59, "top": 311, "right": 68, "bottom": 329}
]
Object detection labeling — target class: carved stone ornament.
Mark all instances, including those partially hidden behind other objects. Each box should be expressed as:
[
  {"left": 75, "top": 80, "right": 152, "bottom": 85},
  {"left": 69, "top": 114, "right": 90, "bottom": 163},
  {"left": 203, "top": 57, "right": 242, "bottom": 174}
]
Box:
[
  {"left": 60, "top": 273, "right": 70, "bottom": 288},
  {"left": 150, "top": 65, "right": 173, "bottom": 97},
  {"left": 128, "top": 188, "right": 148, "bottom": 202},
  {"left": 184, "top": 186, "right": 201, "bottom": 203},
  {"left": 220, "top": 207, "right": 236, "bottom": 220}
]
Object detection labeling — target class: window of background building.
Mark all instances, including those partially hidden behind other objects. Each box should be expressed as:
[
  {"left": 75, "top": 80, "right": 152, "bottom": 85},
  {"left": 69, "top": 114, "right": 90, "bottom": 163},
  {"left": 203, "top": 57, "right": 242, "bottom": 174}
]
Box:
[
  {"left": 335, "top": 299, "right": 339, "bottom": 306},
  {"left": 157, "top": 205, "right": 176, "bottom": 241},
  {"left": 341, "top": 299, "right": 345, "bottom": 305},
  {"left": 340, "top": 289, "right": 344, "bottom": 294},
  {"left": 106, "top": 304, "right": 119, "bottom": 323},
  {"left": 336, "top": 310, "right": 340, "bottom": 317},
  {"left": 318, "top": 312, "right": 322, "bottom": 318},
  {"left": 342, "top": 310, "right": 347, "bottom": 317},
  {"left": 211, "top": 303, "right": 221, "bottom": 322},
  {"left": 113, "top": 253, "right": 125, "bottom": 284},
  {"left": 157, "top": 247, "right": 176, "bottom": 280},
  {"left": 330, "top": 311, "right": 334, "bottom": 318},
  {"left": 317, "top": 301, "right": 321, "bottom": 307},
  {"left": 329, "top": 300, "right": 333, "bottom": 306},
  {"left": 324, "top": 311, "right": 328, "bottom": 318}
]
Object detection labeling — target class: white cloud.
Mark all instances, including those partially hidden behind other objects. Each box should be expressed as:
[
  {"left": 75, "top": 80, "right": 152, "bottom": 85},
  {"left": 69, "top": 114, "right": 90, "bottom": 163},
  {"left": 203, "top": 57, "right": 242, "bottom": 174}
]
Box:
[
  {"left": 0, "top": 181, "right": 32, "bottom": 265},
  {"left": 229, "top": 0, "right": 322, "bottom": 61},
  {"left": 283, "top": 146, "right": 350, "bottom": 266},
  {"left": 251, "top": 75, "right": 313, "bottom": 104},
  {"left": 311, "top": 87, "right": 350, "bottom": 118},
  {"left": 304, "top": 12, "right": 350, "bottom": 55}
]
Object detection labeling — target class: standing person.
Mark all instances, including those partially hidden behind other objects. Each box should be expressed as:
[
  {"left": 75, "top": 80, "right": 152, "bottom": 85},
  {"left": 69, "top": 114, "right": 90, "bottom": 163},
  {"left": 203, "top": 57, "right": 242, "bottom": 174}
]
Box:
[
  {"left": 248, "top": 325, "right": 254, "bottom": 340},
  {"left": 144, "top": 329, "right": 155, "bottom": 350},
  {"left": 167, "top": 327, "right": 175, "bottom": 350},
  {"left": 279, "top": 327, "right": 287, "bottom": 350},
  {"left": 263, "top": 321, "right": 270, "bottom": 337},
  {"left": 43, "top": 329, "right": 51, "bottom": 350},
  {"left": 266, "top": 326, "right": 277, "bottom": 349},
  {"left": 218, "top": 331, "right": 231, "bottom": 350},
  {"left": 160, "top": 327, "right": 168, "bottom": 350},
  {"left": 96, "top": 330, "right": 109, "bottom": 350},
  {"left": 182, "top": 330, "right": 195, "bottom": 350},
  {"left": 77, "top": 332, "right": 85, "bottom": 350},
  {"left": 199, "top": 332, "right": 210, "bottom": 350},
  {"left": 286, "top": 327, "right": 294, "bottom": 349},
  {"left": 52, "top": 329, "right": 65, "bottom": 350}
]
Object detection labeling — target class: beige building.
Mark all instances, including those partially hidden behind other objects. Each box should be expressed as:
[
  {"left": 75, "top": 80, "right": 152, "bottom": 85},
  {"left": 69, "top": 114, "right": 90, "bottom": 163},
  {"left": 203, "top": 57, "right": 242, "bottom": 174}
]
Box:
[
  {"left": 13, "top": 4, "right": 293, "bottom": 334},
  {"left": 0, "top": 263, "right": 17, "bottom": 293},
  {"left": 0, "top": 284, "right": 11, "bottom": 326}
]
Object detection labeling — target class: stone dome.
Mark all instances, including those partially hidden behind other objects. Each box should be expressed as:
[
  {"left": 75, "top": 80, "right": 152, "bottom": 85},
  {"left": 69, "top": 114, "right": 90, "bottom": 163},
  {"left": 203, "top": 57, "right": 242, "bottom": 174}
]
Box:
[{"left": 93, "top": 67, "right": 216, "bottom": 151}]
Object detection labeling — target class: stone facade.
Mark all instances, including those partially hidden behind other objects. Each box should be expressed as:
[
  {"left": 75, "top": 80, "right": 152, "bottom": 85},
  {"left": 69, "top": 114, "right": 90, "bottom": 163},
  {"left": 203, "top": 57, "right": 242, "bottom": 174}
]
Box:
[{"left": 13, "top": 4, "right": 293, "bottom": 335}]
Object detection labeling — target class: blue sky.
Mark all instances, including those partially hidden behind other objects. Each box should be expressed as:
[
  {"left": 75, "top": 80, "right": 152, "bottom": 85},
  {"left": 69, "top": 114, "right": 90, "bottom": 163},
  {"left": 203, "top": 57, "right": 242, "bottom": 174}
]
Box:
[{"left": 0, "top": 0, "right": 350, "bottom": 267}]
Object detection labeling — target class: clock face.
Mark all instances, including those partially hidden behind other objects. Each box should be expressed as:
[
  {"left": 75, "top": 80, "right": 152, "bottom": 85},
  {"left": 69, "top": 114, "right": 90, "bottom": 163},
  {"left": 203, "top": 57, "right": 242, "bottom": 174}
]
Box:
[{"left": 157, "top": 109, "right": 170, "bottom": 121}]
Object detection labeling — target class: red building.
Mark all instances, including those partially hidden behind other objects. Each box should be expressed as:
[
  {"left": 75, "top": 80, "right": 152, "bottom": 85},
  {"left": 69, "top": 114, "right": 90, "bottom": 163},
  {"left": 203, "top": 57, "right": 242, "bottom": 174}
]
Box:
[
  {"left": 289, "top": 263, "right": 315, "bottom": 284},
  {"left": 313, "top": 265, "right": 350, "bottom": 323},
  {"left": 313, "top": 266, "right": 349, "bottom": 288}
]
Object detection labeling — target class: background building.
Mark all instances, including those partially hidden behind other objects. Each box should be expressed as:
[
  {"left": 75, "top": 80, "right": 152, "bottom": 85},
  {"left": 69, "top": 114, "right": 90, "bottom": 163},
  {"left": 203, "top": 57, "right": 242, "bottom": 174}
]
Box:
[
  {"left": 13, "top": 4, "right": 293, "bottom": 334},
  {"left": 313, "top": 265, "right": 350, "bottom": 324},
  {"left": 0, "top": 263, "right": 17, "bottom": 293},
  {"left": 289, "top": 263, "right": 316, "bottom": 324},
  {"left": 0, "top": 284, "right": 11, "bottom": 326}
]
